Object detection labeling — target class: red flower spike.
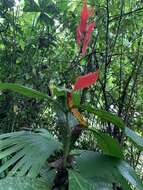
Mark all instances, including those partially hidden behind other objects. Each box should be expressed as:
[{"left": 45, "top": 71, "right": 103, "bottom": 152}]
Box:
[
  {"left": 76, "top": 0, "right": 95, "bottom": 55},
  {"left": 80, "top": 0, "right": 88, "bottom": 33},
  {"left": 82, "top": 22, "right": 95, "bottom": 55},
  {"left": 76, "top": 0, "right": 88, "bottom": 46},
  {"left": 73, "top": 70, "right": 99, "bottom": 90}
]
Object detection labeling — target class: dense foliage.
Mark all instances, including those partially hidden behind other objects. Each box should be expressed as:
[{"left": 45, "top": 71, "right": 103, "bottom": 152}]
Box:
[{"left": 0, "top": 0, "right": 143, "bottom": 189}]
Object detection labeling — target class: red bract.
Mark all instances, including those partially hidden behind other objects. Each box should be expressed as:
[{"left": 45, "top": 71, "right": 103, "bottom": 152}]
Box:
[
  {"left": 73, "top": 70, "right": 99, "bottom": 90},
  {"left": 80, "top": 0, "right": 88, "bottom": 33},
  {"left": 76, "top": 0, "right": 95, "bottom": 55},
  {"left": 82, "top": 22, "right": 95, "bottom": 55}
]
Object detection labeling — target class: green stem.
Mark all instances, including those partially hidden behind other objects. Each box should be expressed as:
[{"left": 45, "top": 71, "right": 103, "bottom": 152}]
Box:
[{"left": 63, "top": 113, "right": 71, "bottom": 168}]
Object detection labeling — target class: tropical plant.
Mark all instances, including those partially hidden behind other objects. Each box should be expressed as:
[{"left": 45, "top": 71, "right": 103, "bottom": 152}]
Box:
[
  {"left": 0, "top": 82, "right": 143, "bottom": 190},
  {"left": 0, "top": 0, "right": 142, "bottom": 190}
]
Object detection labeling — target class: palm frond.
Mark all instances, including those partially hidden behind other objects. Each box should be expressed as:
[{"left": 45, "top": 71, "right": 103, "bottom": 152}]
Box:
[
  {"left": 0, "top": 177, "right": 50, "bottom": 190},
  {"left": 0, "top": 129, "right": 61, "bottom": 178}
]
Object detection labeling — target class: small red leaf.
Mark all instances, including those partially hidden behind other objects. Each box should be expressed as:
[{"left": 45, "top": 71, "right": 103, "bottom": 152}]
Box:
[
  {"left": 73, "top": 70, "right": 99, "bottom": 90},
  {"left": 82, "top": 22, "right": 95, "bottom": 55},
  {"left": 76, "top": 0, "right": 95, "bottom": 55}
]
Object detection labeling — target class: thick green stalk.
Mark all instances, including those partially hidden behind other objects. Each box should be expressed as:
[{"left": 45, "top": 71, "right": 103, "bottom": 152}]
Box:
[{"left": 63, "top": 113, "right": 71, "bottom": 168}]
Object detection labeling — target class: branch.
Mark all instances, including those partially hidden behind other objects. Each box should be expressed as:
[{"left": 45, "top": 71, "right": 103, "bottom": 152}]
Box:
[
  {"left": 107, "top": 1, "right": 124, "bottom": 66},
  {"left": 102, "top": 0, "right": 110, "bottom": 111},
  {"left": 109, "top": 7, "right": 143, "bottom": 22},
  {"left": 118, "top": 32, "right": 142, "bottom": 117},
  {"left": 124, "top": 56, "right": 143, "bottom": 124}
]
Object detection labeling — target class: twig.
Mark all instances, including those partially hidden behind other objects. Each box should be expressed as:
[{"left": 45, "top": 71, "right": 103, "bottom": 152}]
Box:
[{"left": 110, "top": 7, "right": 143, "bottom": 22}]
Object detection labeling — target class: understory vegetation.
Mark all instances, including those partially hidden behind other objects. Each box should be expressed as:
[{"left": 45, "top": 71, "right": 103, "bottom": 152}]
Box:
[{"left": 0, "top": 0, "right": 142, "bottom": 189}]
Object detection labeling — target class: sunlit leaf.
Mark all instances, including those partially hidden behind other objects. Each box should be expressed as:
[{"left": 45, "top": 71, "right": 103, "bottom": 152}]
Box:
[{"left": 125, "top": 127, "right": 143, "bottom": 150}]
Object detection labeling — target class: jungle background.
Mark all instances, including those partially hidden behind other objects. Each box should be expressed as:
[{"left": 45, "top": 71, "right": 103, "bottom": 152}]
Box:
[{"left": 0, "top": 0, "right": 143, "bottom": 189}]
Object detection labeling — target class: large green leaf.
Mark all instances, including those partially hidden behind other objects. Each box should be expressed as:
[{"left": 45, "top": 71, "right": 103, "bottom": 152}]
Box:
[
  {"left": 88, "top": 128, "right": 123, "bottom": 158},
  {"left": 40, "top": 168, "right": 56, "bottom": 188},
  {"left": 0, "top": 83, "right": 62, "bottom": 110},
  {"left": 75, "top": 151, "right": 123, "bottom": 183},
  {"left": 125, "top": 127, "right": 143, "bottom": 150},
  {"left": 69, "top": 170, "right": 113, "bottom": 190},
  {"left": 82, "top": 105, "right": 125, "bottom": 129},
  {"left": 0, "top": 83, "right": 50, "bottom": 100},
  {"left": 69, "top": 170, "right": 90, "bottom": 190},
  {"left": 0, "top": 129, "right": 61, "bottom": 178},
  {"left": 75, "top": 151, "right": 142, "bottom": 190},
  {"left": 0, "top": 177, "right": 50, "bottom": 190}
]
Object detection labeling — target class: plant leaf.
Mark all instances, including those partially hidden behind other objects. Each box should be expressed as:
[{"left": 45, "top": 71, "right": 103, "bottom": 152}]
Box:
[
  {"left": 0, "top": 83, "right": 49, "bottom": 100},
  {"left": 0, "top": 177, "right": 50, "bottom": 190},
  {"left": 51, "top": 86, "right": 69, "bottom": 97},
  {"left": 23, "top": 0, "right": 40, "bottom": 12},
  {"left": 40, "top": 168, "right": 56, "bottom": 188},
  {"left": 0, "top": 83, "right": 62, "bottom": 110},
  {"left": 69, "top": 170, "right": 113, "bottom": 190},
  {"left": 117, "top": 160, "right": 143, "bottom": 190},
  {"left": 125, "top": 127, "right": 143, "bottom": 150},
  {"left": 75, "top": 150, "right": 141, "bottom": 190},
  {"left": 88, "top": 128, "right": 123, "bottom": 158},
  {"left": 72, "top": 91, "right": 81, "bottom": 107},
  {"left": 0, "top": 129, "right": 61, "bottom": 178},
  {"left": 69, "top": 170, "right": 90, "bottom": 190},
  {"left": 73, "top": 70, "right": 99, "bottom": 90},
  {"left": 83, "top": 104, "right": 125, "bottom": 129}
]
